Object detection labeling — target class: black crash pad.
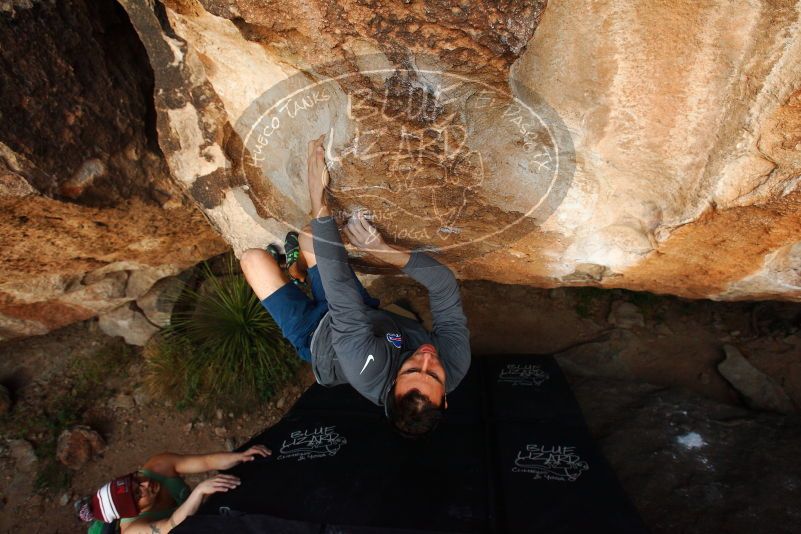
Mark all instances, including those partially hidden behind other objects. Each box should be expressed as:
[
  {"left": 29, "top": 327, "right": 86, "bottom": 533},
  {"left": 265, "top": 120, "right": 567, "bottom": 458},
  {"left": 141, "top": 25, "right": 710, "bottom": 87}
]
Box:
[{"left": 175, "top": 356, "right": 646, "bottom": 533}]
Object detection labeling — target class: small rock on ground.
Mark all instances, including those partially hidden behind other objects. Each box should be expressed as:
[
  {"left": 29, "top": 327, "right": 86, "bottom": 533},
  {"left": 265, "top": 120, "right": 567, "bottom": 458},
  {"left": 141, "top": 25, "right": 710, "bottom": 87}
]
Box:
[
  {"left": 655, "top": 323, "right": 674, "bottom": 336},
  {"left": 132, "top": 388, "right": 150, "bottom": 407},
  {"left": 9, "top": 439, "right": 37, "bottom": 472},
  {"left": 56, "top": 426, "right": 107, "bottom": 470},
  {"left": 109, "top": 393, "right": 135, "bottom": 411}
]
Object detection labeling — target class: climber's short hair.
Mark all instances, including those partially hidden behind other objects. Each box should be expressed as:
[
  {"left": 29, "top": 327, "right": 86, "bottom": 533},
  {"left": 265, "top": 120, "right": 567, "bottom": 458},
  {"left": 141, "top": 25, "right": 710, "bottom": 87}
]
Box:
[{"left": 386, "top": 387, "right": 445, "bottom": 439}]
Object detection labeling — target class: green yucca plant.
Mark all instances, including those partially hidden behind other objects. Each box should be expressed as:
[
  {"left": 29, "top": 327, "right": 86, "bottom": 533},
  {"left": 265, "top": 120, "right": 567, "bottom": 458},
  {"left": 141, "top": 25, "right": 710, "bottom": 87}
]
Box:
[{"left": 145, "top": 257, "right": 298, "bottom": 413}]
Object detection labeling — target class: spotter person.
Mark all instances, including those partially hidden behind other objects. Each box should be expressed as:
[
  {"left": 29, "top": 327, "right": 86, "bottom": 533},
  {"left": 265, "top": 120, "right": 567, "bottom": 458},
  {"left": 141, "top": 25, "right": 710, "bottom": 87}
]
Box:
[{"left": 78, "top": 445, "right": 270, "bottom": 533}]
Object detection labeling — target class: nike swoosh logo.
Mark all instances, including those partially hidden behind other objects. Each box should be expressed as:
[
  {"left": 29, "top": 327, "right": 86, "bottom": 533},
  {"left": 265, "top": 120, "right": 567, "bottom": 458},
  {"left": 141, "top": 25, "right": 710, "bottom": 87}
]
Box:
[{"left": 360, "top": 354, "right": 375, "bottom": 375}]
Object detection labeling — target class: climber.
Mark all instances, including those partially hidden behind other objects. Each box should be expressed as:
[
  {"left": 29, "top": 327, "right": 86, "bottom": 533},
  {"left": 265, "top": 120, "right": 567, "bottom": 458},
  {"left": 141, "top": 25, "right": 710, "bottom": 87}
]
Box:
[
  {"left": 77, "top": 445, "right": 270, "bottom": 533},
  {"left": 240, "top": 136, "right": 471, "bottom": 438}
]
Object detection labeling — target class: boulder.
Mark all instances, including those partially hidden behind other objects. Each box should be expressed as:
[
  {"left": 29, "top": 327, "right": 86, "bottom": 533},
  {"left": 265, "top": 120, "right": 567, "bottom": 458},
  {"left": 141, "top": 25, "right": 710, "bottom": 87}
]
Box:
[
  {"left": 115, "top": 0, "right": 801, "bottom": 302},
  {"left": 56, "top": 426, "right": 107, "bottom": 470},
  {"left": 607, "top": 301, "right": 645, "bottom": 329},
  {"left": 136, "top": 275, "right": 187, "bottom": 327},
  {"left": 98, "top": 303, "right": 160, "bottom": 346},
  {"left": 555, "top": 329, "right": 634, "bottom": 379},
  {"left": 126, "top": 266, "right": 184, "bottom": 300},
  {"left": 572, "top": 376, "right": 801, "bottom": 533},
  {"left": 717, "top": 344, "right": 795, "bottom": 414},
  {"left": 8, "top": 439, "right": 37, "bottom": 472},
  {"left": 0, "top": 168, "right": 36, "bottom": 197}
]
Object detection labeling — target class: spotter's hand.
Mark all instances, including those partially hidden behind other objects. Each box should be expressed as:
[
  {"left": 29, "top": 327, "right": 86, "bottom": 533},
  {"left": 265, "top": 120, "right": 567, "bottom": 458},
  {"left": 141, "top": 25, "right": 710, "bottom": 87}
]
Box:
[
  {"left": 235, "top": 445, "right": 271, "bottom": 464},
  {"left": 194, "top": 474, "right": 241, "bottom": 496}
]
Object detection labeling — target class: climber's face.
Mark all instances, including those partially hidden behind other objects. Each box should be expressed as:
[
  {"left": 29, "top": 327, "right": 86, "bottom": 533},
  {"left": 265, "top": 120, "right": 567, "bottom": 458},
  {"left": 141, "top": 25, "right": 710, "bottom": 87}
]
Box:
[
  {"left": 394, "top": 344, "right": 447, "bottom": 407},
  {"left": 133, "top": 474, "right": 160, "bottom": 511}
]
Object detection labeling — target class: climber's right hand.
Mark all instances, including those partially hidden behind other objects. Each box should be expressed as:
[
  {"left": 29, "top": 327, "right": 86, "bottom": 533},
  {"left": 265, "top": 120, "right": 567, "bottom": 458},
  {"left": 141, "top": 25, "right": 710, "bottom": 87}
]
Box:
[{"left": 344, "top": 210, "right": 387, "bottom": 252}]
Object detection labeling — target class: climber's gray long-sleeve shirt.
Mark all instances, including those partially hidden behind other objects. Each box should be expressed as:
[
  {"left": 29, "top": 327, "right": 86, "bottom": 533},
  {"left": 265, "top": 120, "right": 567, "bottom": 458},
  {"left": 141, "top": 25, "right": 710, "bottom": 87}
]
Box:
[{"left": 309, "top": 216, "right": 471, "bottom": 406}]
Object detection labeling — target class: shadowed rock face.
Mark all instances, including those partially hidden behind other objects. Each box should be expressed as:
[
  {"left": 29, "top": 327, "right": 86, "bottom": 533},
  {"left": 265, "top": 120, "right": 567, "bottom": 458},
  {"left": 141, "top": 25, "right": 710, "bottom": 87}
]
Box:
[
  {"left": 114, "top": 0, "right": 801, "bottom": 301},
  {"left": 0, "top": 0, "right": 163, "bottom": 204},
  {"left": 573, "top": 377, "right": 801, "bottom": 533},
  {"left": 0, "top": 0, "right": 227, "bottom": 340},
  {"left": 2, "top": 0, "right": 801, "bottom": 344}
]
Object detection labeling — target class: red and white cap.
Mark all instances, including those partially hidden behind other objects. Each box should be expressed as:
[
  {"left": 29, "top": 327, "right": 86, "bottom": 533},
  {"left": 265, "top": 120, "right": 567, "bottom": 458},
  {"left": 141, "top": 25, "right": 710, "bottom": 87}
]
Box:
[{"left": 91, "top": 473, "right": 139, "bottom": 522}]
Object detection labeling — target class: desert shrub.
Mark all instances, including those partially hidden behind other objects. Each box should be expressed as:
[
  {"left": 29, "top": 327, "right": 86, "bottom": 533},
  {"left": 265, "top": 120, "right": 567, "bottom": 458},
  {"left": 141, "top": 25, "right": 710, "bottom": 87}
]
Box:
[{"left": 145, "top": 259, "right": 298, "bottom": 413}]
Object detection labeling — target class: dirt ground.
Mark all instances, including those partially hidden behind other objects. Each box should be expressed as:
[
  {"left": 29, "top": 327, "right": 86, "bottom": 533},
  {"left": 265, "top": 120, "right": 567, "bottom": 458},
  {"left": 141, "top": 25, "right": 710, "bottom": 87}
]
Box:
[
  {"left": 0, "top": 277, "right": 799, "bottom": 533},
  {"left": 0, "top": 320, "right": 314, "bottom": 533}
]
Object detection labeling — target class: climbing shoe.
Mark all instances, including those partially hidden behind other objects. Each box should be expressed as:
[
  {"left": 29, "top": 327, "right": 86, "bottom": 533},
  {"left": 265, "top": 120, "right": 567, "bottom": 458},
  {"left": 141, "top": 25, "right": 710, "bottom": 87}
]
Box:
[
  {"left": 266, "top": 244, "right": 284, "bottom": 265},
  {"left": 284, "top": 231, "right": 306, "bottom": 286}
]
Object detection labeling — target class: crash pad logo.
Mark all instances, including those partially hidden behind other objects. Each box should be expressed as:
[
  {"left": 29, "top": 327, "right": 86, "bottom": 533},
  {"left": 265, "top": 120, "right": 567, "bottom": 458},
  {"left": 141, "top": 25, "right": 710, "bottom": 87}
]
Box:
[
  {"left": 512, "top": 444, "right": 589, "bottom": 482},
  {"left": 498, "top": 363, "right": 549, "bottom": 387},
  {"left": 276, "top": 426, "right": 347, "bottom": 462},
  {"left": 386, "top": 332, "right": 403, "bottom": 349},
  {"left": 234, "top": 54, "right": 575, "bottom": 264}
]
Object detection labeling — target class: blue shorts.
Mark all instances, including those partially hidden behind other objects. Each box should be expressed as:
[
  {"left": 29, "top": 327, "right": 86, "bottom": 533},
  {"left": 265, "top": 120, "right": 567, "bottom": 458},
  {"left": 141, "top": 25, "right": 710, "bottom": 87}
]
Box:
[{"left": 260, "top": 265, "right": 379, "bottom": 362}]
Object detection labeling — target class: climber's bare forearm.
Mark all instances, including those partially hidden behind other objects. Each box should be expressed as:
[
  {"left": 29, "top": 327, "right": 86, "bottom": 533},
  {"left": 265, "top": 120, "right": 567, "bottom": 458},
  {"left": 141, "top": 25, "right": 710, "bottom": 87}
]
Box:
[
  {"left": 311, "top": 201, "right": 330, "bottom": 219},
  {"left": 369, "top": 242, "right": 411, "bottom": 269}
]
